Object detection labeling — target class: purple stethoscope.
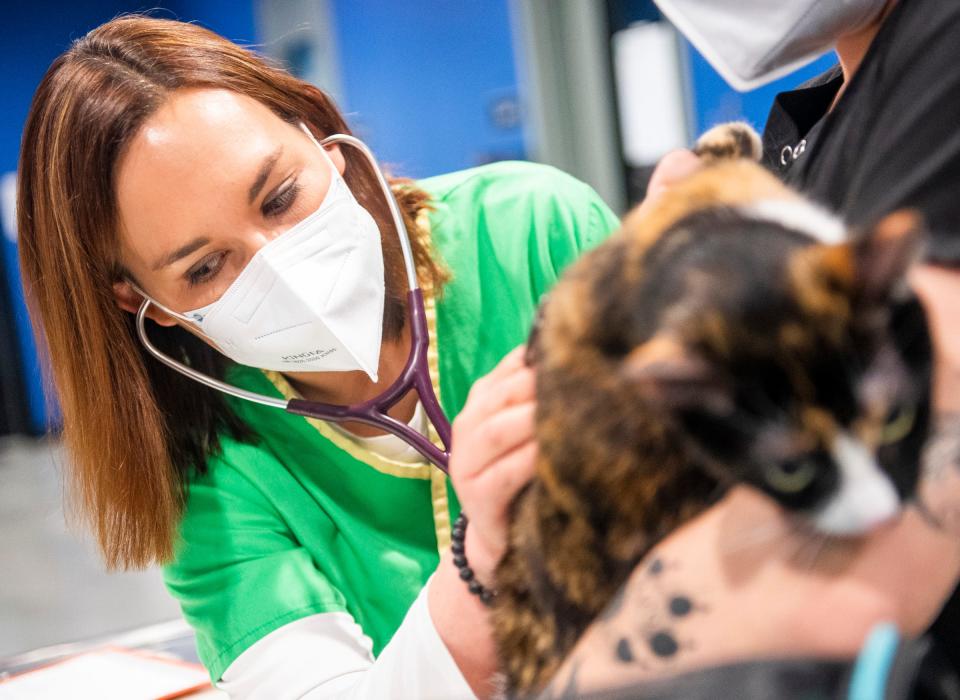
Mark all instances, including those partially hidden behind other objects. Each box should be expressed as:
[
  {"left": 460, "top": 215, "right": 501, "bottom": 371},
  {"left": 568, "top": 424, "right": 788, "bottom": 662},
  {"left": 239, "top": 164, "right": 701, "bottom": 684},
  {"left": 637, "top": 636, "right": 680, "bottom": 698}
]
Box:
[{"left": 135, "top": 134, "right": 453, "bottom": 471}]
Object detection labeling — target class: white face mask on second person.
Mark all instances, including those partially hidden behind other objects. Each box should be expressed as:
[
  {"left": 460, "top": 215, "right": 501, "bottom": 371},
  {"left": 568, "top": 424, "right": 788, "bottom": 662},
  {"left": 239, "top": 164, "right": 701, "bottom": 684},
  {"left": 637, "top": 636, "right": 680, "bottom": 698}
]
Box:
[
  {"left": 654, "top": 0, "right": 889, "bottom": 91},
  {"left": 140, "top": 124, "right": 387, "bottom": 382}
]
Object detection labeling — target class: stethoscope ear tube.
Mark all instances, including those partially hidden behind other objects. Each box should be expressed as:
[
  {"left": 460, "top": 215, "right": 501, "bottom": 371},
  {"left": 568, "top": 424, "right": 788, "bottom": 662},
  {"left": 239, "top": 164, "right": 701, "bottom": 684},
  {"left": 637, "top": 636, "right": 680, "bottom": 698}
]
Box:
[
  {"left": 135, "top": 300, "right": 287, "bottom": 409},
  {"left": 319, "top": 133, "right": 421, "bottom": 294},
  {"left": 133, "top": 133, "right": 452, "bottom": 471}
]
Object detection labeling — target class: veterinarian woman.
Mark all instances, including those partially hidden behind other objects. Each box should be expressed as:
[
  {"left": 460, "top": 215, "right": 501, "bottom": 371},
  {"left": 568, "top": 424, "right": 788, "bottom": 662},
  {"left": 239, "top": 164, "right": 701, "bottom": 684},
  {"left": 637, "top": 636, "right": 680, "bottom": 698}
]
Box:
[{"left": 17, "top": 16, "right": 618, "bottom": 699}]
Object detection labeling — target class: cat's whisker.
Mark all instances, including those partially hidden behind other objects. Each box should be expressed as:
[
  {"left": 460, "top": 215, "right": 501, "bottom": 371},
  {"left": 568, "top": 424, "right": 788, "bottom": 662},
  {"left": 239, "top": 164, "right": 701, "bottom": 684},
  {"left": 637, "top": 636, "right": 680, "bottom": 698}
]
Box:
[
  {"left": 796, "top": 532, "right": 830, "bottom": 570},
  {"left": 719, "top": 520, "right": 788, "bottom": 554},
  {"left": 779, "top": 527, "right": 820, "bottom": 564}
]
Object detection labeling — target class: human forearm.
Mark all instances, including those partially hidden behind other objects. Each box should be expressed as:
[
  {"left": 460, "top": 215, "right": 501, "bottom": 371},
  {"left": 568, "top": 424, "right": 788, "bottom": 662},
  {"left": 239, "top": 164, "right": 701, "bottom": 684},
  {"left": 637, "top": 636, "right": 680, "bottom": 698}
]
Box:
[
  {"left": 428, "top": 542, "right": 499, "bottom": 699},
  {"left": 219, "top": 592, "right": 477, "bottom": 700},
  {"left": 911, "top": 264, "right": 960, "bottom": 413},
  {"left": 436, "top": 346, "right": 541, "bottom": 697},
  {"left": 541, "top": 487, "right": 960, "bottom": 698}
]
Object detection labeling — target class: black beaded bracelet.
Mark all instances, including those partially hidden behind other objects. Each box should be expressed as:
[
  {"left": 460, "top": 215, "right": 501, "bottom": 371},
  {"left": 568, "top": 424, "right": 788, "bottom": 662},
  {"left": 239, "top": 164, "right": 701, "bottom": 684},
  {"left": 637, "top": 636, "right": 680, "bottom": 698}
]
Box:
[{"left": 451, "top": 513, "right": 496, "bottom": 607}]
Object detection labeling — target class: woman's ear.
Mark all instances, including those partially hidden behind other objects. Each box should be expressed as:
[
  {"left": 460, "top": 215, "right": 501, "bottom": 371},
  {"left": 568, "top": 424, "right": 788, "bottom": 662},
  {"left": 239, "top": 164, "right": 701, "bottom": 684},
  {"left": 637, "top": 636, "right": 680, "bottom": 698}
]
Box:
[
  {"left": 299, "top": 121, "right": 346, "bottom": 176},
  {"left": 111, "top": 279, "right": 178, "bottom": 327},
  {"left": 325, "top": 142, "right": 346, "bottom": 176}
]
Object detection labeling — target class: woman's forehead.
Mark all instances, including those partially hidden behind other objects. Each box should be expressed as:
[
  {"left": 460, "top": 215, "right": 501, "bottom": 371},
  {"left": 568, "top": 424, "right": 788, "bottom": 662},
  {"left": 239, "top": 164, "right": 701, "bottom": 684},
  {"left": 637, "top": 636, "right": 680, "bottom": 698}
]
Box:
[
  {"left": 136, "top": 89, "right": 289, "bottom": 160},
  {"left": 115, "top": 89, "right": 293, "bottom": 264},
  {"left": 122, "top": 88, "right": 287, "bottom": 182}
]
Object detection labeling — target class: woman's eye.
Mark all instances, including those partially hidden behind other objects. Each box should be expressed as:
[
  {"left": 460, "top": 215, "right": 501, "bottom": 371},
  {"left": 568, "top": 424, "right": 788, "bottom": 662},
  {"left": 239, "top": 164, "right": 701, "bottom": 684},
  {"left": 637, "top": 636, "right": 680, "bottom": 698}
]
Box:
[
  {"left": 186, "top": 252, "right": 226, "bottom": 287},
  {"left": 262, "top": 181, "right": 301, "bottom": 218},
  {"left": 880, "top": 404, "right": 916, "bottom": 445},
  {"left": 765, "top": 458, "right": 818, "bottom": 494}
]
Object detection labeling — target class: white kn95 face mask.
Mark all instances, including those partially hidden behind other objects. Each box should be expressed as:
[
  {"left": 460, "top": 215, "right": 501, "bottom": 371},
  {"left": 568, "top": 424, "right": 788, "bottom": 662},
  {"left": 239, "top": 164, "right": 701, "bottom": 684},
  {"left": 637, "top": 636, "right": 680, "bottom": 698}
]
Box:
[
  {"left": 140, "top": 124, "right": 386, "bottom": 381},
  {"left": 654, "top": 0, "right": 888, "bottom": 91}
]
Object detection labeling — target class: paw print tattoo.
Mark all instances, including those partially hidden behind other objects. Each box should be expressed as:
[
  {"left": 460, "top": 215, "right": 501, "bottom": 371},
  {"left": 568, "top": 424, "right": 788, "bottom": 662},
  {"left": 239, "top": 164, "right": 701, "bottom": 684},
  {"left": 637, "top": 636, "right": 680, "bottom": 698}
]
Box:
[{"left": 610, "top": 557, "right": 706, "bottom": 668}]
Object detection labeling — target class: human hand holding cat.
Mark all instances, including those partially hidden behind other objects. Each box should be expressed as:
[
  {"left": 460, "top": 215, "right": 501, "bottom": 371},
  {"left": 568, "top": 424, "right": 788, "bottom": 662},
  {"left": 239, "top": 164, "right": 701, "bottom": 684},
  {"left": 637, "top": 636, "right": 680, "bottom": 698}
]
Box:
[
  {"left": 542, "top": 487, "right": 960, "bottom": 697},
  {"left": 502, "top": 126, "right": 936, "bottom": 695},
  {"left": 633, "top": 149, "right": 704, "bottom": 219},
  {"left": 638, "top": 122, "right": 763, "bottom": 216},
  {"left": 647, "top": 149, "right": 704, "bottom": 198},
  {"left": 424, "top": 346, "right": 538, "bottom": 698},
  {"left": 911, "top": 264, "right": 960, "bottom": 414},
  {"left": 448, "top": 345, "right": 538, "bottom": 583},
  {"left": 911, "top": 264, "right": 960, "bottom": 534}
]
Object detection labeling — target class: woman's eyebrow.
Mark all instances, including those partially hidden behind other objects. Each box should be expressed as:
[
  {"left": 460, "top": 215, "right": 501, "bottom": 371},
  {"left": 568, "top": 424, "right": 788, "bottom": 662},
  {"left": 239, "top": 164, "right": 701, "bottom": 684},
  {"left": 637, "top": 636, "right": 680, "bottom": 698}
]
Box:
[
  {"left": 153, "top": 236, "right": 211, "bottom": 271},
  {"left": 247, "top": 145, "right": 283, "bottom": 205},
  {"left": 150, "top": 147, "right": 284, "bottom": 272}
]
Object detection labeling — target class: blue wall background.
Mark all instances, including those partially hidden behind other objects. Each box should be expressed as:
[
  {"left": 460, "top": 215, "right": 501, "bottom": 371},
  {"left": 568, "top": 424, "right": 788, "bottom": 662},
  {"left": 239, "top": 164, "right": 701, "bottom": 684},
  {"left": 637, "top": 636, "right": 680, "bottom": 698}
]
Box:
[
  {"left": 0, "top": 2, "right": 257, "bottom": 175},
  {"left": 0, "top": 2, "right": 257, "bottom": 432},
  {"left": 687, "top": 45, "right": 838, "bottom": 136},
  {"left": 329, "top": 1, "right": 524, "bottom": 178}
]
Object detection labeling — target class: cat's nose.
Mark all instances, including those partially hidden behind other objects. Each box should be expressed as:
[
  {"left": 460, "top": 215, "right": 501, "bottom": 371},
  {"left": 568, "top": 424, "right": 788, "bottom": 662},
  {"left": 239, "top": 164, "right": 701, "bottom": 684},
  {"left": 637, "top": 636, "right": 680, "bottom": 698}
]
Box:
[
  {"left": 813, "top": 474, "right": 900, "bottom": 535},
  {"left": 813, "top": 434, "right": 902, "bottom": 535}
]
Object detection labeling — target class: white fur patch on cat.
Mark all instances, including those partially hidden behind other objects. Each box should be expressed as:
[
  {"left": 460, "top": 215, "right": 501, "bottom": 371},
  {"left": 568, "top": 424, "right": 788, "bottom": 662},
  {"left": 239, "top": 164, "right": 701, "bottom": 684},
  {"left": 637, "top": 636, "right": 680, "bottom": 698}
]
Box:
[
  {"left": 814, "top": 432, "right": 900, "bottom": 535},
  {"left": 740, "top": 199, "right": 847, "bottom": 245}
]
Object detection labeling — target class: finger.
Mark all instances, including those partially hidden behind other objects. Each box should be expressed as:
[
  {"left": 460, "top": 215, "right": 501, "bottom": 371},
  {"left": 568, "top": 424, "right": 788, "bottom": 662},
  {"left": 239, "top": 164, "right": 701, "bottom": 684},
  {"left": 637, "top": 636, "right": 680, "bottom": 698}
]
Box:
[
  {"left": 647, "top": 149, "right": 703, "bottom": 197},
  {"left": 477, "top": 439, "right": 539, "bottom": 504},
  {"left": 472, "top": 401, "right": 536, "bottom": 466},
  {"left": 476, "top": 366, "right": 536, "bottom": 417},
  {"left": 461, "top": 346, "right": 531, "bottom": 408},
  {"left": 460, "top": 347, "right": 522, "bottom": 405},
  {"left": 485, "top": 345, "right": 528, "bottom": 382},
  {"left": 453, "top": 400, "right": 536, "bottom": 478},
  {"left": 501, "top": 366, "right": 536, "bottom": 404}
]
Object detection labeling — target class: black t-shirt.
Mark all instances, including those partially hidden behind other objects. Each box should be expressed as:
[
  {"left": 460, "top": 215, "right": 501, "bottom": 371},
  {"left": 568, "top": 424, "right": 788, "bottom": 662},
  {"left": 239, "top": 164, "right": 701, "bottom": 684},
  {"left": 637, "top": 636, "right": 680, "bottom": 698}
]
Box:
[
  {"left": 761, "top": 0, "right": 960, "bottom": 671},
  {"left": 761, "top": 0, "right": 960, "bottom": 267}
]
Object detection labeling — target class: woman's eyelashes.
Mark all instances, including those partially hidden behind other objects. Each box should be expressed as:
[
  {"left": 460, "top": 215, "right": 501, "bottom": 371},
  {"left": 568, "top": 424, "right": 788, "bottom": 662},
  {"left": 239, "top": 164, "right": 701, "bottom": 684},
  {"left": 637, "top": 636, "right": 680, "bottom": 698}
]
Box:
[
  {"left": 183, "top": 179, "right": 304, "bottom": 288},
  {"left": 186, "top": 251, "right": 228, "bottom": 287},
  {"left": 262, "top": 179, "right": 301, "bottom": 218}
]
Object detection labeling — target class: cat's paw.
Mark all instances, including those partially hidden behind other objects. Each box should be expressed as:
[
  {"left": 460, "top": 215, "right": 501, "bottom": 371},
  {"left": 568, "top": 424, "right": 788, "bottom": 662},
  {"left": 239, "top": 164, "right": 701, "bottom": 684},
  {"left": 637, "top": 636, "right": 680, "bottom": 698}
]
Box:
[{"left": 693, "top": 121, "right": 762, "bottom": 163}]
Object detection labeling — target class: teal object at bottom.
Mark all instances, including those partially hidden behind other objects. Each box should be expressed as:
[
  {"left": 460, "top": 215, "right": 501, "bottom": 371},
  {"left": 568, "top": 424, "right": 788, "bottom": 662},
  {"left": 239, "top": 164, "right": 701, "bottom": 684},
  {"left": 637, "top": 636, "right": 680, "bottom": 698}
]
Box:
[{"left": 848, "top": 622, "right": 900, "bottom": 700}]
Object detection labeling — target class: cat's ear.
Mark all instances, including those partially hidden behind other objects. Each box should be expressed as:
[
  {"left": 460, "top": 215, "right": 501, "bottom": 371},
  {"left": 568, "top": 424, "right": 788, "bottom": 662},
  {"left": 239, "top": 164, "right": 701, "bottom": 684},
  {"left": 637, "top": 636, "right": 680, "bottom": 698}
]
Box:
[
  {"left": 791, "top": 210, "right": 925, "bottom": 316},
  {"left": 621, "top": 335, "right": 730, "bottom": 412},
  {"left": 852, "top": 209, "right": 926, "bottom": 304}
]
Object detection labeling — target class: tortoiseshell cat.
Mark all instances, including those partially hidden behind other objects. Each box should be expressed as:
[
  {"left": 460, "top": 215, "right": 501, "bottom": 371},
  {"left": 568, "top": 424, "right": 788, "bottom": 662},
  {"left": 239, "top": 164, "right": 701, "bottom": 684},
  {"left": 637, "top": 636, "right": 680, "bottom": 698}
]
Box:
[{"left": 492, "top": 124, "right": 932, "bottom": 696}]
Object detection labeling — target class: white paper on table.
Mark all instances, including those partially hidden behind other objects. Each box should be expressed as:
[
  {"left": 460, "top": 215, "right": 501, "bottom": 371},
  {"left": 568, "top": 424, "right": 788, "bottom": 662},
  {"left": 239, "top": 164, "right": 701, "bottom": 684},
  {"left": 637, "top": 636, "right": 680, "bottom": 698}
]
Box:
[{"left": 0, "top": 647, "right": 211, "bottom": 700}]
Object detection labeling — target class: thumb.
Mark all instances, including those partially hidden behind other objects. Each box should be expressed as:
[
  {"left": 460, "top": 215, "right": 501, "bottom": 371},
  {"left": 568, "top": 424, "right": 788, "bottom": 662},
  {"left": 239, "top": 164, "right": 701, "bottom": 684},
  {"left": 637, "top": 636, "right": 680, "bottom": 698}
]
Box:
[{"left": 647, "top": 149, "right": 703, "bottom": 198}]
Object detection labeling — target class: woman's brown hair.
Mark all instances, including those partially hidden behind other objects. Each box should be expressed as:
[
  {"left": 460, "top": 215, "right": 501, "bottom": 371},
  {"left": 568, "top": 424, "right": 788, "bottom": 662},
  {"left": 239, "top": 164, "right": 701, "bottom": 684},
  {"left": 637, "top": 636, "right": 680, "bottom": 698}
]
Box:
[{"left": 17, "top": 15, "right": 448, "bottom": 569}]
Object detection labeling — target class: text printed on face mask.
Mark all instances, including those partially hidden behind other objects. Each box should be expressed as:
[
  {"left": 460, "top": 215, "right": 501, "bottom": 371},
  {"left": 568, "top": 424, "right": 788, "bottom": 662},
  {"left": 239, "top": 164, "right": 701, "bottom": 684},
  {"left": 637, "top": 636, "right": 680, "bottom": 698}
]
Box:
[{"left": 282, "top": 348, "right": 338, "bottom": 363}]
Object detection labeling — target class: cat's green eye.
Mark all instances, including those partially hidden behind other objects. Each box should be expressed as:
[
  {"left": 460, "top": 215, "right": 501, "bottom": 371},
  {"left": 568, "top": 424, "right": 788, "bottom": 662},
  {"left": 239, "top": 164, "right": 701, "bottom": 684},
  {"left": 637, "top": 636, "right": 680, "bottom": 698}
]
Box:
[
  {"left": 880, "top": 405, "right": 916, "bottom": 445},
  {"left": 765, "top": 459, "right": 817, "bottom": 494}
]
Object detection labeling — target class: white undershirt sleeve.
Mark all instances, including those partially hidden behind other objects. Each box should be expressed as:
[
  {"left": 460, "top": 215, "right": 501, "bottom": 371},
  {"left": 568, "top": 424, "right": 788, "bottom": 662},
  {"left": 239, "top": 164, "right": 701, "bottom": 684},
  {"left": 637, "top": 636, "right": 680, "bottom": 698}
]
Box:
[{"left": 217, "top": 576, "right": 476, "bottom": 700}]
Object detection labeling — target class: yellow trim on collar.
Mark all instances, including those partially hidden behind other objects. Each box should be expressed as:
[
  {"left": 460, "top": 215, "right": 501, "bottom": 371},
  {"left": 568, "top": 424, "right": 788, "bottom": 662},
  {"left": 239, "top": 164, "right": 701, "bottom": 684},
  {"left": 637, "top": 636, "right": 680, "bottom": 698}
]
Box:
[
  {"left": 261, "top": 291, "right": 442, "bottom": 481},
  {"left": 262, "top": 210, "right": 452, "bottom": 552}
]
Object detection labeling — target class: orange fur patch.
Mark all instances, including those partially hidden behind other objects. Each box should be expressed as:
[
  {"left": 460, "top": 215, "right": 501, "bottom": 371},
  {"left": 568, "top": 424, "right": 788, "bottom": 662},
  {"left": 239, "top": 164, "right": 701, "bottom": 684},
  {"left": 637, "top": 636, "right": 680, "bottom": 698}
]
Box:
[
  {"left": 622, "top": 161, "right": 798, "bottom": 277},
  {"left": 788, "top": 243, "right": 854, "bottom": 343},
  {"left": 801, "top": 406, "right": 838, "bottom": 446}
]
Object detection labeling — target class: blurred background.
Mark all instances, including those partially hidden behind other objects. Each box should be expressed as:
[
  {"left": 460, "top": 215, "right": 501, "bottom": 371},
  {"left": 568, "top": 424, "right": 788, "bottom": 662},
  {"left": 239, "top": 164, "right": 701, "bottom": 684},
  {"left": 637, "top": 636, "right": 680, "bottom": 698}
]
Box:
[{"left": 0, "top": 0, "right": 836, "bottom": 662}]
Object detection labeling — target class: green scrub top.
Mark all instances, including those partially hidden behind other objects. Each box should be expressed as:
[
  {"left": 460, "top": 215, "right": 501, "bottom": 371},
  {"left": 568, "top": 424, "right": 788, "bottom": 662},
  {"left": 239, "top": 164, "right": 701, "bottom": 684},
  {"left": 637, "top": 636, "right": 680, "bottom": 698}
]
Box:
[{"left": 162, "top": 160, "right": 620, "bottom": 680}]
